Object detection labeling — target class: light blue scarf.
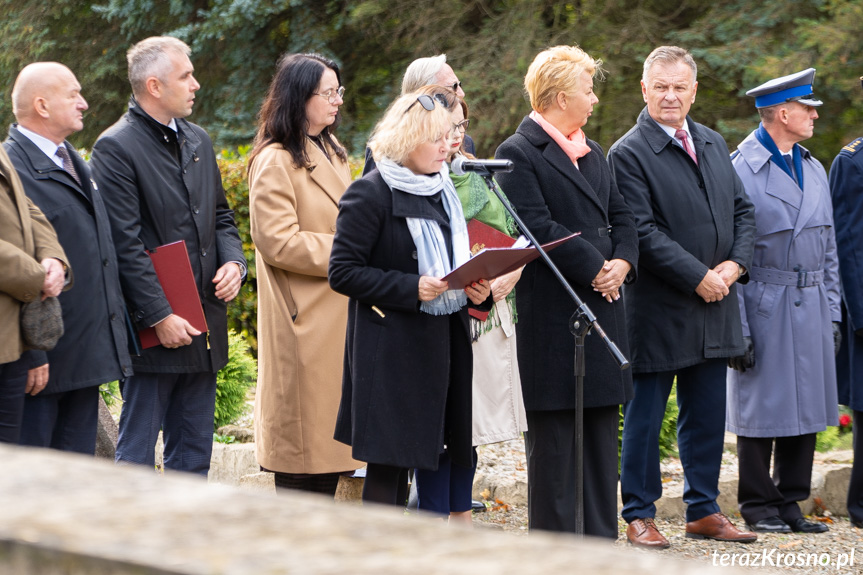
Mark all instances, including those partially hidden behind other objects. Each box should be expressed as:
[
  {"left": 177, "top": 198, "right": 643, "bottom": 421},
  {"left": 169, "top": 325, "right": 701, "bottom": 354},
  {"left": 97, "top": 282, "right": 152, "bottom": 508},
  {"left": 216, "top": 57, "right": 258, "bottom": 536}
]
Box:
[{"left": 377, "top": 158, "right": 470, "bottom": 315}]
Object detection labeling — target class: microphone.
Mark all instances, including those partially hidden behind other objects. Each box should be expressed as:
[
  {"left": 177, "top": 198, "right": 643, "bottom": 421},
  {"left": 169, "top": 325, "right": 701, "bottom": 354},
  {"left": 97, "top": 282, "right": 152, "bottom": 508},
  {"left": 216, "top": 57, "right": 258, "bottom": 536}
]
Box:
[{"left": 451, "top": 156, "right": 514, "bottom": 176}]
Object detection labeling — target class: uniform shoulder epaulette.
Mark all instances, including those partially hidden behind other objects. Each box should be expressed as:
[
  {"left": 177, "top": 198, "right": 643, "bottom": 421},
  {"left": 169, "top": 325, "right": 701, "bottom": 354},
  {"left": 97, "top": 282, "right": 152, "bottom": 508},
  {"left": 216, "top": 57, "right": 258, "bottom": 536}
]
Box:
[{"left": 840, "top": 137, "right": 863, "bottom": 156}]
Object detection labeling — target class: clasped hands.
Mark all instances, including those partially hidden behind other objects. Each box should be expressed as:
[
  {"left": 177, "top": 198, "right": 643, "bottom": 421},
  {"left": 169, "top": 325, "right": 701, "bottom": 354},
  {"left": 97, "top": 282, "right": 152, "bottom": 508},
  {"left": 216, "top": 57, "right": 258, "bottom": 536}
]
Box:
[
  {"left": 696, "top": 260, "right": 740, "bottom": 303},
  {"left": 592, "top": 259, "right": 631, "bottom": 303}
]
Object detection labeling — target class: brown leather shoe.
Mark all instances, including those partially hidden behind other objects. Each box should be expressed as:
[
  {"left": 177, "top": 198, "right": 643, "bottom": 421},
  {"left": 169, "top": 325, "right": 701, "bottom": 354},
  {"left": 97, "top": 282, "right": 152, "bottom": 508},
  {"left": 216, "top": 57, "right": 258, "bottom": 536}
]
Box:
[
  {"left": 686, "top": 512, "right": 757, "bottom": 542},
  {"left": 626, "top": 517, "right": 670, "bottom": 549}
]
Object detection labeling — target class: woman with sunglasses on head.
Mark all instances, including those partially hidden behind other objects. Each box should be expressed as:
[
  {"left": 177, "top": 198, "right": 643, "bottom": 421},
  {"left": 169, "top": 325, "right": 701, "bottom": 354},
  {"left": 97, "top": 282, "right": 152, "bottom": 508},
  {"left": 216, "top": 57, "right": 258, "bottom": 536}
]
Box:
[
  {"left": 248, "top": 53, "right": 361, "bottom": 497},
  {"left": 494, "top": 45, "right": 639, "bottom": 538},
  {"left": 413, "top": 98, "right": 528, "bottom": 525},
  {"left": 329, "top": 88, "right": 491, "bottom": 508}
]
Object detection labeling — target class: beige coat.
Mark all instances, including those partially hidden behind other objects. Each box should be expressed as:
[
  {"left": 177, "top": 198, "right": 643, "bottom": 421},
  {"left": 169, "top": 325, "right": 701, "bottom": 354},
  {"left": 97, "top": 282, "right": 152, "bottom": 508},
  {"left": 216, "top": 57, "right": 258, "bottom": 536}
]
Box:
[
  {"left": 250, "top": 139, "right": 361, "bottom": 474},
  {"left": 0, "top": 147, "right": 68, "bottom": 365}
]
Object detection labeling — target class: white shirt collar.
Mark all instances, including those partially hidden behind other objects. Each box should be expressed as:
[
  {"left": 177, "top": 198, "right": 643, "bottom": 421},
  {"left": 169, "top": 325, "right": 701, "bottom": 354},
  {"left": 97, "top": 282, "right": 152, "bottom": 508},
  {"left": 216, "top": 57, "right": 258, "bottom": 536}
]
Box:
[
  {"left": 16, "top": 125, "right": 65, "bottom": 169},
  {"left": 167, "top": 118, "right": 178, "bottom": 132},
  {"left": 655, "top": 118, "right": 692, "bottom": 142}
]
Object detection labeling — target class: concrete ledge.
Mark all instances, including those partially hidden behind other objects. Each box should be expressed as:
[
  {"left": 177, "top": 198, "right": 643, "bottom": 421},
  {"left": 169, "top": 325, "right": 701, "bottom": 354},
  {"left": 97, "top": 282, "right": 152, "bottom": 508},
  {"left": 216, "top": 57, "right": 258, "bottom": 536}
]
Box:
[{"left": 0, "top": 444, "right": 744, "bottom": 574}]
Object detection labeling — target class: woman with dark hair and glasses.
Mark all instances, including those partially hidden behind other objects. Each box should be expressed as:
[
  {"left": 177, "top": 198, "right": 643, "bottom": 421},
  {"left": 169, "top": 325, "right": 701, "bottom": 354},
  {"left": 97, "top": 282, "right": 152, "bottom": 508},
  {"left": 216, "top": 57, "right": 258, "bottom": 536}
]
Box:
[
  {"left": 248, "top": 52, "right": 361, "bottom": 496},
  {"left": 329, "top": 87, "right": 491, "bottom": 508}
]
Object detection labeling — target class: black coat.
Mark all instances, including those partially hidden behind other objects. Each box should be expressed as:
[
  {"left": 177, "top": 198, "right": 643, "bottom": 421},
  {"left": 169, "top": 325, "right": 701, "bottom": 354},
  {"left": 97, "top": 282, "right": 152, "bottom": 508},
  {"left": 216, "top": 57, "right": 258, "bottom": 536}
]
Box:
[
  {"left": 328, "top": 171, "right": 474, "bottom": 470},
  {"left": 607, "top": 108, "right": 756, "bottom": 373},
  {"left": 90, "top": 101, "right": 245, "bottom": 374},
  {"left": 495, "top": 117, "right": 639, "bottom": 410},
  {"left": 4, "top": 126, "right": 133, "bottom": 392}
]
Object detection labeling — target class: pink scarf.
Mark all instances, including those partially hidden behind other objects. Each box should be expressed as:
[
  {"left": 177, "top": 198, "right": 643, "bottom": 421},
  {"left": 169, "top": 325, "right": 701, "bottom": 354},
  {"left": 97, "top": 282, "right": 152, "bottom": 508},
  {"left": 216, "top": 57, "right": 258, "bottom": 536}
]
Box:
[{"left": 529, "top": 110, "right": 592, "bottom": 164}]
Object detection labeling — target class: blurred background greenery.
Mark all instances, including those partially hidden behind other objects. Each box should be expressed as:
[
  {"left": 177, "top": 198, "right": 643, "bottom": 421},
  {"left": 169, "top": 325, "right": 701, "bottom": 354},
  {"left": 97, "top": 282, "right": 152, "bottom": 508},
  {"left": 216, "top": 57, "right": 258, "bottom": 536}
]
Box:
[{"left": 5, "top": 0, "right": 863, "bottom": 355}]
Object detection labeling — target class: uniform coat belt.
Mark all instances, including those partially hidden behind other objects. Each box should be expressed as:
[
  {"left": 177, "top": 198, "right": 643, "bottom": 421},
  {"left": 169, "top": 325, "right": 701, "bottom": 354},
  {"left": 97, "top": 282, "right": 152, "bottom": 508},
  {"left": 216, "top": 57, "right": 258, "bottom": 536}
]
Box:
[{"left": 749, "top": 266, "right": 824, "bottom": 287}]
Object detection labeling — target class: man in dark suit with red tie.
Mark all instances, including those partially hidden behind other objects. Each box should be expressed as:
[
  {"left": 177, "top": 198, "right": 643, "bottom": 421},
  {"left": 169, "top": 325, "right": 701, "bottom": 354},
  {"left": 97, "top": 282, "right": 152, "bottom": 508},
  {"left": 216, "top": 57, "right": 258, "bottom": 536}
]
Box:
[
  {"left": 4, "top": 62, "right": 132, "bottom": 454},
  {"left": 608, "top": 45, "right": 757, "bottom": 548}
]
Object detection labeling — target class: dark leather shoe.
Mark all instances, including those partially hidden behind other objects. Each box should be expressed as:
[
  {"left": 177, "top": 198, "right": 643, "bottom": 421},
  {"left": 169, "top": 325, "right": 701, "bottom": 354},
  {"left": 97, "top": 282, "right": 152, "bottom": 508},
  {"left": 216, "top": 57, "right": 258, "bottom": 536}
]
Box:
[
  {"left": 787, "top": 517, "right": 829, "bottom": 533},
  {"left": 852, "top": 518, "right": 863, "bottom": 529},
  {"left": 626, "top": 517, "right": 670, "bottom": 549},
  {"left": 746, "top": 516, "right": 791, "bottom": 533},
  {"left": 686, "top": 512, "right": 758, "bottom": 542}
]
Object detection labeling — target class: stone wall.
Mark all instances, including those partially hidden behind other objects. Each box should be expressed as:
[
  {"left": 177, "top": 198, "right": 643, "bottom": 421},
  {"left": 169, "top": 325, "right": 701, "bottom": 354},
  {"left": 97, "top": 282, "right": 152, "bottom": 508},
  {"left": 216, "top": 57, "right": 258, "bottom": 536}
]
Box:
[{"left": 0, "top": 444, "right": 745, "bottom": 575}]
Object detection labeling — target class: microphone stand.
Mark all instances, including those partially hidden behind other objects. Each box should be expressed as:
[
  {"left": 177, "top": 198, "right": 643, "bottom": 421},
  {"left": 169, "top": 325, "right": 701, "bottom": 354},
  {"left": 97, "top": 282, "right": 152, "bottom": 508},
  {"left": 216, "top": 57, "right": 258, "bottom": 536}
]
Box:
[{"left": 477, "top": 170, "right": 630, "bottom": 537}]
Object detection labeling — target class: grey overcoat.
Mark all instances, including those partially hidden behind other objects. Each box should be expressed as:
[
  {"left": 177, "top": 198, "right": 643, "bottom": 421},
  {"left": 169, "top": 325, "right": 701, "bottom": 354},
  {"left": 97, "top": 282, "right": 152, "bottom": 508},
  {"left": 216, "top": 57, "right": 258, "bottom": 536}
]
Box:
[{"left": 726, "top": 132, "right": 840, "bottom": 437}]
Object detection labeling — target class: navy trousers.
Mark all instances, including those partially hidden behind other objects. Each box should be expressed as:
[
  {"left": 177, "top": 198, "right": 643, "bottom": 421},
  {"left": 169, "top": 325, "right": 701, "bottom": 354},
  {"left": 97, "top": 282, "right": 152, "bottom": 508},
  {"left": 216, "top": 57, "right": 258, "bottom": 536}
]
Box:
[
  {"left": 115, "top": 371, "right": 216, "bottom": 476},
  {"left": 19, "top": 385, "right": 100, "bottom": 454},
  {"left": 621, "top": 358, "right": 727, "bottom": 523},
  {"left": 0, "top": 356, "right": 29, "bottom": 444},
  {"left": 849, "top": 411, "right": 863, "bottom": 525}
]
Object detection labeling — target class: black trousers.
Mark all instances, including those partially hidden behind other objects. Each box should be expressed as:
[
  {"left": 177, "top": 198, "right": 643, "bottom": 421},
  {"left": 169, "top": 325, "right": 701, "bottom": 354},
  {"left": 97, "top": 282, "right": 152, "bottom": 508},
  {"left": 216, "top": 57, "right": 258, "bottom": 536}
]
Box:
[
  {"left": 0, "top": 356, "right": 29, "bottom": 444},
  {"left": 849, "top": 411, "right": 863, "bottom": 524},
  {"left": 524, "top": 405, "right": 620, "bottom": 538},
  {"left": 737, "top": 433, "right": 816, "bottom": 524}
]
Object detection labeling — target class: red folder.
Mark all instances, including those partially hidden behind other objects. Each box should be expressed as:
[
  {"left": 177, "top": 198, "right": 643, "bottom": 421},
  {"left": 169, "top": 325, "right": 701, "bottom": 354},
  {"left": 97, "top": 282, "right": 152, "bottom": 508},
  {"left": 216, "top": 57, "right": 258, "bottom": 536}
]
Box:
[
  {"left": 443, "top": 231, "right": 580, "bottom": 288},
  {"left": 465, "top": 220, "right": 517, "bottom": 322},
  {"left": 138, "top": 240, "right": 208, "bottom": 349},
  {"left": 467, "top": 219, "right": 516, "bottom": 253}
]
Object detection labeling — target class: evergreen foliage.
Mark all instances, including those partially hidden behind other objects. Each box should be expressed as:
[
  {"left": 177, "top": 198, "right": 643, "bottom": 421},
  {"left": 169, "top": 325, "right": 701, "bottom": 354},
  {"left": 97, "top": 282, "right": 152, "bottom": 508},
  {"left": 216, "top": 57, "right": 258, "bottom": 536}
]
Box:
[
  {"left": 2, "top": 1, "right": 863, "bottom": 164},
  {"left": 214, "top": 329, "right": 257, "bottom": 430}
]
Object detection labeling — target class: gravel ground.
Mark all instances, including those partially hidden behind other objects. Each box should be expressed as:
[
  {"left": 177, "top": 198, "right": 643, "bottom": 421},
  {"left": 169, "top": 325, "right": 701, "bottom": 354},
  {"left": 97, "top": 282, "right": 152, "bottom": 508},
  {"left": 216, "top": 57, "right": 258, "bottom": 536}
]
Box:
[{"left": 472, "top": 440, "right": 863, "bottom": 574}]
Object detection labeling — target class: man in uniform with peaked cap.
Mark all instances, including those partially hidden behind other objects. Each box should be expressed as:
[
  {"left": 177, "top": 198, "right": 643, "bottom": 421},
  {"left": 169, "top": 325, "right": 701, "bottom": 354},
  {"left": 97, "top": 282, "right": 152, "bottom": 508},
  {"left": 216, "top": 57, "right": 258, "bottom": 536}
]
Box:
[
  {"left": 830, "top": 75, "right": 863, "bottom": 531},
  {"left": 727, "top": 68, "right": 840, "bottom": 534}
]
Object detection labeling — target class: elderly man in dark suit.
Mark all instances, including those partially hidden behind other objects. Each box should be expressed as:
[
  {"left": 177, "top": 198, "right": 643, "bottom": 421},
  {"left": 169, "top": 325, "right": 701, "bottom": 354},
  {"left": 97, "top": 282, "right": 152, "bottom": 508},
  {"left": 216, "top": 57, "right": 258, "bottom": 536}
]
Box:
[
  {"left": 91, "top": 37, "right": 245, "bottom": 476},
  {"left": 4, "top": 62, "right": 132, "bottom": 455},
  {"left": 608, "top": 45, "right": 757, "bottom": 548},
  {"left": 0, "top": 145, "right": 68, "bottom": 444}
]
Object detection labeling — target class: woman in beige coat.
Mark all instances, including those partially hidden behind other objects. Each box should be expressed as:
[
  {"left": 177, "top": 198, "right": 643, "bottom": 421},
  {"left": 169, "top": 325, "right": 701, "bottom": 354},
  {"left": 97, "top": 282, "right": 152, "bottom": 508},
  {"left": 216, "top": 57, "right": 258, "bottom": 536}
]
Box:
[{"left": 249, "top": 53, "right": 361, "bottom": 495}]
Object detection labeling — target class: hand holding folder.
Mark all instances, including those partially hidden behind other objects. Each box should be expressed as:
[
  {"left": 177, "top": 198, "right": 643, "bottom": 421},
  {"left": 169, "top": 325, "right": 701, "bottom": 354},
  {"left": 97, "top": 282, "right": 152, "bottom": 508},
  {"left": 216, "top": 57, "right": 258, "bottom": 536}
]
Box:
[
  {"left": 137, "top": 240, "right": 208, "bottom": 349},
  {"left": 443, "top": 221, "right": 579, "bottom": 288}
]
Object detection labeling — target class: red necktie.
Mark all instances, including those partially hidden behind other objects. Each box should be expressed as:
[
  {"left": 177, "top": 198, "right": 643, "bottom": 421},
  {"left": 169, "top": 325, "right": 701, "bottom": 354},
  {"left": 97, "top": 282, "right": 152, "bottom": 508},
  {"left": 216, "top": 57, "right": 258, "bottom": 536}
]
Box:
[{"left": 675, "top": 129, "right": 697, "bottom": 165}]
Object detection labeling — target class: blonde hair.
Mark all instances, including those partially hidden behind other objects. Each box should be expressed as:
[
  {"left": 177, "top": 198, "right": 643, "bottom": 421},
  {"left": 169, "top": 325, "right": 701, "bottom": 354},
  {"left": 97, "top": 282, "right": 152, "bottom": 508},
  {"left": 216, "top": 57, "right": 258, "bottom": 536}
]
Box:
[
  {"left": 524, "top": 45, "right": 602, "bottom": 113},
  {"left": 369, "top": 87, "right": 455, "bottom": 165}
]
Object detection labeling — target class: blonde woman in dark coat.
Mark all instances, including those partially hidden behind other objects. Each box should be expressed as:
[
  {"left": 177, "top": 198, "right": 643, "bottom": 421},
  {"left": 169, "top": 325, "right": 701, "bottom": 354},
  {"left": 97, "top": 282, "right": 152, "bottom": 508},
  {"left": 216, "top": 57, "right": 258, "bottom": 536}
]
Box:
[
  {"left": 329, "top": 89, "right": 490, "bottom": 508},
  {"left": 495, "top": 45, "right": 639, "bottom": 538}
]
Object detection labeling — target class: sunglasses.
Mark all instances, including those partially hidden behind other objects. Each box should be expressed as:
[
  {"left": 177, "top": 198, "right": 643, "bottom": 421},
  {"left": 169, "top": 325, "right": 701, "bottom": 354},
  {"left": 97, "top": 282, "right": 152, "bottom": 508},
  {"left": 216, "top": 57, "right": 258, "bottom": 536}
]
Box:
[
  {"left": 450, "top": 81, "right": 462, "bottom": 92},
  {"left": 406, "top": 93, "right": 451, "bottom": 113}
]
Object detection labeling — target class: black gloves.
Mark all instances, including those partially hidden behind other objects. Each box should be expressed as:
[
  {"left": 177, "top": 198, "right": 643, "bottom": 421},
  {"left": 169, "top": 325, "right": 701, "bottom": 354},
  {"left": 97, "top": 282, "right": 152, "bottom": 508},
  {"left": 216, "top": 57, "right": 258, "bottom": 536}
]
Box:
[
  {"left": 833, "top": 322, "right": 842, "bottom": 356},
  {"left": 728, "top": 336, "right": 755, "bottom": 372}
]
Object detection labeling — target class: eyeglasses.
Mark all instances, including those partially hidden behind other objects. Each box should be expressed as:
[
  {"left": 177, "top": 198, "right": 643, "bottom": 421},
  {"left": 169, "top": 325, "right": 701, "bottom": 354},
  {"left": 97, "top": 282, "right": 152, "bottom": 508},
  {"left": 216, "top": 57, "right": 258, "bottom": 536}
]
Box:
[
  {"left": 406, "top": 93, "right": 451, "bottom": 113},
  {"left": 450, "top": 81, "right": 462, "bottom": 93},
  {"left": 453, "top": 119, "right": 470, "bottom": 133},
  {"left": 314, "top": 86, "right": 345, "bottom": 104}
]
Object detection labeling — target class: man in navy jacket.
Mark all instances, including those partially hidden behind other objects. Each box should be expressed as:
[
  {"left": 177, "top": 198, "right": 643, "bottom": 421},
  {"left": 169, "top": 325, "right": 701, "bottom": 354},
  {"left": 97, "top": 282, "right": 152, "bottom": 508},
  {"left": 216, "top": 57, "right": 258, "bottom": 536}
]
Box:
[
  {"left": 608, "top": 45, "right": 757, "bottom": 548},
  {"left": 5, "top": 62, "right": 131, "bottom": 454}
]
